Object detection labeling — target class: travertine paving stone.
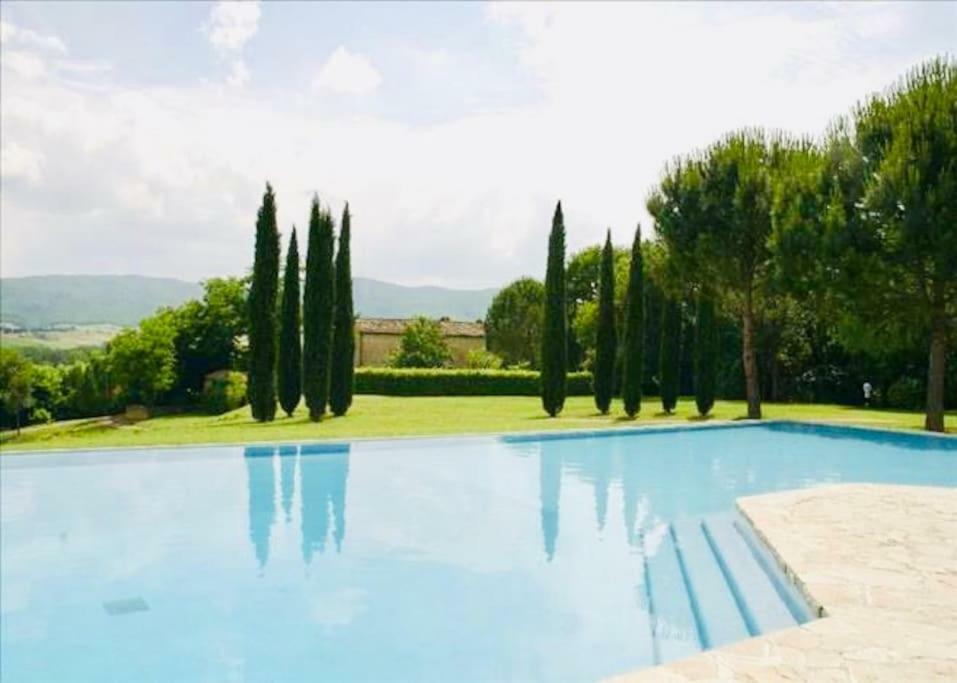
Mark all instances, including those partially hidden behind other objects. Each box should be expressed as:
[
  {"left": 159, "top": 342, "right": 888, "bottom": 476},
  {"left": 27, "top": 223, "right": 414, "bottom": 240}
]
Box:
[{"left": 607, "top": 484, "right": 957, "bottom": 682}]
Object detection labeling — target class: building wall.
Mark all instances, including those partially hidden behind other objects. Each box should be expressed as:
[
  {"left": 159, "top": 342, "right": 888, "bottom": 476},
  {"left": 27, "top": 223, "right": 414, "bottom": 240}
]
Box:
[
  {"left": 358, "top": 333, "right": 400, "bottom": 367},
  {"left": 446, "top": 335, "right": 485, "bottom": 366},
  {"left": 357, "top": 333, "right": 484, "bottom": 367}
]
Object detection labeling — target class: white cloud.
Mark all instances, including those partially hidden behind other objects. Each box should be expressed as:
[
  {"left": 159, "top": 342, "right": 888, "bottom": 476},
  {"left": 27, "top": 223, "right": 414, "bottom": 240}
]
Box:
[
  {"left": 202, "top": 1, "right": 260, "bottom": 87},
  {"left": 1, "top": 142, "right": 44, "bottom": 183},
  {"left": 1, "top": 4, "right": 954, "bottom": 286},
  {"left": 203, "top": 1, "right": 261, "bottom": 55},
  {"left": 0, "top": 20, "right": 67, "bottom": 54},
  {"left": 1, "top": 50, "right": 47, "bottom": 80},
  {"left": 313, "top": 46, "right": 382, "bottom": 95},
  {"left": 226, "top": 59, "right": 249, "bottom": 87}
]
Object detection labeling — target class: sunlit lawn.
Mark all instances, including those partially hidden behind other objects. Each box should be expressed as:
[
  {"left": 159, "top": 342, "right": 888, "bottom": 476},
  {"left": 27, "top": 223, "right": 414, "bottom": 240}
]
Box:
[{"left": 1, "top": 395, "right": 952, "bottom": 453}]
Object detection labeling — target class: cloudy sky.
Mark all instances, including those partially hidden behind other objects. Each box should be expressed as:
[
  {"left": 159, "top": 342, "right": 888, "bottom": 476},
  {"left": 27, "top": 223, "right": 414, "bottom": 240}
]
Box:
[{"left": 1, "top": 2, "right": 954, "bottom": 288}]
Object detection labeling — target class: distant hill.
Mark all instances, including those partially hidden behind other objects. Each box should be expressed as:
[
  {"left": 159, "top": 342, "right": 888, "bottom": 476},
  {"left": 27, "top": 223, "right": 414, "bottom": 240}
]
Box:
[
  {"left": 1, "top": 275, "right": 498, "bottom": 329},
  {"left": 353, "top": 278, "right": 496, "bottom": 321},
  {"left": 1, "top": 275, "right": 203, "bottom": 328}
]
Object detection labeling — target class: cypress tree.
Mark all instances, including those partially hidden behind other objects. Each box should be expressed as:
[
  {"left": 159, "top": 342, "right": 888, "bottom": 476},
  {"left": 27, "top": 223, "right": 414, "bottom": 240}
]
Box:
[
  {"left": 277, "top": 227, "right": 302, "bottom": 417},
  {"left": 247, "top": 183, "right": 280, "bottom": 422},
  {"left": 694, "top": 291, "right": 717, "bottom": 416},
  {"left": 302, "top": 197, "right": 336, "bottom": 421},
  {"left": 330, "top": 203, "right": 355, "bottom": 417},
  {"left": 593, "top": 230, "right": 616, "bottom": 414},
  {"left": 621, "top": 224, "right": 644, "bottom": 418},
  {"left": 541, "top": 201, "right": 567, "bottom": 417},
  {"left": 660, "top": 298, "right": 681, "bottom": 414}
]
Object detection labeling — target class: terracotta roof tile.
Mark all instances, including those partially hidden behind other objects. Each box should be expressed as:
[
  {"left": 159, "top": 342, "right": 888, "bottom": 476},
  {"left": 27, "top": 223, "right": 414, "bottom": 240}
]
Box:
[{"left": 355, "top": 318, "right": 485, "bottom": 337}]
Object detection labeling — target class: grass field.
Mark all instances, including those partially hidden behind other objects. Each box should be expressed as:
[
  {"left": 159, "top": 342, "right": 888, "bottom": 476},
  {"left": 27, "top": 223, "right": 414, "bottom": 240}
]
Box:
[
  {"left": 2, "top": 395, "right": 952, "bottom": 453},
  {"left": 1, "top": 324, "right": 120, "bottom": 350}
]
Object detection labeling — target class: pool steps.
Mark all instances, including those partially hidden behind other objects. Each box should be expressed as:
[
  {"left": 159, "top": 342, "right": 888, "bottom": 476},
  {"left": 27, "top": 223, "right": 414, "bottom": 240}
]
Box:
[{"left": 642, "top": 513, "right": 804, "bottom": 664}]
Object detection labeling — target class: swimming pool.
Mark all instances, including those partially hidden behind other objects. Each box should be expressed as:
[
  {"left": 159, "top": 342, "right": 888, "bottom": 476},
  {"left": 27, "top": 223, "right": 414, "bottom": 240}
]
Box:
[{"left": 1, "top": 422, "right": 954, "bottom": 681}]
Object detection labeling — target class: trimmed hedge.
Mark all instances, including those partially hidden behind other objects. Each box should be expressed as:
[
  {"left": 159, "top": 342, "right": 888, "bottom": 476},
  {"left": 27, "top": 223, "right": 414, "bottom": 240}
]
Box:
[{"left": 355, "top": 368, "right": 592, "bottom": 397}]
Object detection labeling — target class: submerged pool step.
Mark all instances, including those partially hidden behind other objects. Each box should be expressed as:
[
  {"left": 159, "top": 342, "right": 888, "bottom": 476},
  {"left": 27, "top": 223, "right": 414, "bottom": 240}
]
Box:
[
  {"left": 670, "top": 519, "right": 750, "bottom": 649},
  {"left": 701, "top": 515, "right": 798, "bottom": 636},
  {"left": 642, "top": 514, "right": 804, "bottom": 665},
  {"left": 643, "top": 525, "right": 701, "bottom": 663}
]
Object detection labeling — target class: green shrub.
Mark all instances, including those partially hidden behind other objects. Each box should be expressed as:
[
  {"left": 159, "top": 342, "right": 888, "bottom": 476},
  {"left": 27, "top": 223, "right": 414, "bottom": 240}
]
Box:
[
  {"left": 886, "top": 377, "right": 923, "bottom": 409},
  {"left": 389, "top": 317, "right": 452, "bottom": 368},
  {"left": 465, "top": 349, "right": 503, "bottom": 369},
  {"left": 203, "top": 371, "right": 248, "bottom": 414},
  {"left": 29, "top": 406, "right": 53, "bottom": 424},
  {"left": 355, "top": 368, "right": 591, "bottom": 396}
]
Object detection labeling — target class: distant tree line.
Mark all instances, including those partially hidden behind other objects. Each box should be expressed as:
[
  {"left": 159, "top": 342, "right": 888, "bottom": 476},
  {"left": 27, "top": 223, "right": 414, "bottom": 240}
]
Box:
[
  {"left": 0, "top": 277, "right": 248, "bottom": 431},
  {"left": 484, "top": 57, "right": 955, "bottom": 431}
]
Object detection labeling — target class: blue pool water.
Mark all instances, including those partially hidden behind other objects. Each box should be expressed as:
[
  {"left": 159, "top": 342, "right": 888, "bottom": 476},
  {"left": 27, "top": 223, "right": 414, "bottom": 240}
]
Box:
[{"left": 1, "top": 422, "right": 954, "bottom": 682}]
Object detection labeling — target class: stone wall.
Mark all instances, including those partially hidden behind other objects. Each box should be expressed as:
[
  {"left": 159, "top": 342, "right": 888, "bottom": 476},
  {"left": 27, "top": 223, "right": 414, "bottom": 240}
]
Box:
[{"left": 357, "top": 333, "right": 484, "bottom": 367}]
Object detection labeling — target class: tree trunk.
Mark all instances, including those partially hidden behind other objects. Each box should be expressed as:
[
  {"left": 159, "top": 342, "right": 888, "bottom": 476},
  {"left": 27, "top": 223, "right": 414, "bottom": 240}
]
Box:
[
  {"left": 924, "top": 316, "right": 947, "bottom": 432},
  {"left": 15, "top": 408, "right": 21, "bottom": 436},
  {"left": 770, "top": 354, "right": 781, "bottom": 403},
  {"left": 741, "top": 295, "right": 762, "bottom": 419}
]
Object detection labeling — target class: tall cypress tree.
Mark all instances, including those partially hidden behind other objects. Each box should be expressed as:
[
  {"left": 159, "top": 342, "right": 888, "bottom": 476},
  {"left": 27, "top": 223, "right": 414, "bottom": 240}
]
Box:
[
  {"left": 330, "top": 203, "right": 355, "bottom": 417},
  {"left": 541, "top": 201, "right": 567, "bottom": 417},
  {"left": 621, "top": 225, "right": 644, "bottom": 418},
  {"left": 694, "top": 291, "right": 717, "bottom": 416},
  {"left": 302, "top": 197, "right": 336, "bottom": 421},
  {"left": 278, "top": 227, "right": 302, "bottom": 417},
  {"left": 593, "top": 230, "right": 617, "bottom": 414},
  {"left": 247, "top": 183, "right": 280, "bottom": 422},
  {"left": 660, "top": 298, "right": 681, "bottom": 414}
]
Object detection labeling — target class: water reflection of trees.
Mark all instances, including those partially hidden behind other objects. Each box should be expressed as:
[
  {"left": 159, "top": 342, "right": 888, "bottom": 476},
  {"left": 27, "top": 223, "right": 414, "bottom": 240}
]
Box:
[
  {"left": 243, "top": 443, "right": 350, "bottom": 569},
  {"left": 536, "top": 437, "right": 654, "bottom": 561}
]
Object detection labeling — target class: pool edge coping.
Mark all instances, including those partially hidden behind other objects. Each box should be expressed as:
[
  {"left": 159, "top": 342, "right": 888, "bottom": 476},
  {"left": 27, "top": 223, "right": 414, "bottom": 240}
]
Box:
[{"left": 2, "top": 416, "right": 953, "bottom": 458}]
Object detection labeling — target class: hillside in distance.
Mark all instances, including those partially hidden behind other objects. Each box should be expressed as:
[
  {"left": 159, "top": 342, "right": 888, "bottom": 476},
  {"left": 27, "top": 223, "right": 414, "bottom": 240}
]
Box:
[
  {"left": 1, "top": 275, "right": 203, "bottom": 328},
  {"left": 353, "top": 278, "right": 496, "bottom": 321},
  {"left": 1, "top": 275, "right": 498, "bottom": 329}
]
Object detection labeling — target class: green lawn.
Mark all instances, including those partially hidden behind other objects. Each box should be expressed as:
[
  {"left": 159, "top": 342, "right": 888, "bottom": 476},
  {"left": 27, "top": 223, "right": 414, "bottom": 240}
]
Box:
[{"left": 1, "top": 395, "right": 952, "bottom": 453}]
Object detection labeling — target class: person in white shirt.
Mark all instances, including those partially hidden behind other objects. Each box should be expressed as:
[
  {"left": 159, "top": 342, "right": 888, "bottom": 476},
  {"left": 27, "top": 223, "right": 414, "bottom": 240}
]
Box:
[{"left": 863, "top": 381, "right": 873, "bottom": 407}]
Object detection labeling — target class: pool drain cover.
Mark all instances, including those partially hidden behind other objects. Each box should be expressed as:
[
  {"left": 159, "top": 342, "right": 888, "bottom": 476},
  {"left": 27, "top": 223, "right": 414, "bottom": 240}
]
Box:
[{"left": 103, "top": 597, "right": 149, "bottom": 616}]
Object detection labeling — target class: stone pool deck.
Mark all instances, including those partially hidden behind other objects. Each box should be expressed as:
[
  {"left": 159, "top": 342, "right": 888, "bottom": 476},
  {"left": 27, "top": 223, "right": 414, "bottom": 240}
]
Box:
[{"left": 608, "top": 483, "right": 957, "bottom": 682}]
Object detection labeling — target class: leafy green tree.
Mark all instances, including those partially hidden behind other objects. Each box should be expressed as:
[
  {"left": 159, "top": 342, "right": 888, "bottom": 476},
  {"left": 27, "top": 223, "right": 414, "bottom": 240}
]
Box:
[
  {"left": 566, "top": 245, "right": 630, "bottom": 369},
  {"left": 621, "top": 225, "right": 644, "bottom": 418},
  {"left": 566, "top": 245, "right": 601, "bottom": 370},
  {"left": 650, "top": 134, "right": 784, "bottom": 419},
  {"left": 169, "top": 277, "right": 248, "bottom": 403},
  {"left": 68, "top": 351, "right": 114, "bottom": 418},
  {"left": 29, "top": 363, "right": 64, "bottom": 420},
  {"left": 700, "top": 136, "right": 773, "bottom": 419},
  {"left": 247, "top": 184, "right": 280, "bottom": 421},
  {"left": 390, "top": 317, "right": 452, "bottom": 368},
  {"left": 278, "top": 227, "right": 302, "bottom": 417},
  {"left": 0, "top": 348, "right": 34, "bottom": 433},
  {"left": 199, "top": 277, "right": 249, "bottom": 368},
  {"left": 303, "top": 197, "right": 336, "bottom": 421},
  {"left": 109, "top": 310, "right": 178, "bottom": 406},
  {"left": 485, "top": 277, "right": 545, "bottom": 368},
  {"left": 541, "top": 201, "right": 567, "bottom": 417},
  {"left": 330, "top": 204, "right": 356, "bottom": 417},
  {"left": 834, "top": 58, "right": 956, "bottom": 431},
  {"left": 593, "top": 230, "right": 617, "bottom": 414},
  {"left": 660, "top": 298, "right": 681, "bottom": 413},
  {"left": 694, "top": 291, "right": 717, "bottom": 416}
]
